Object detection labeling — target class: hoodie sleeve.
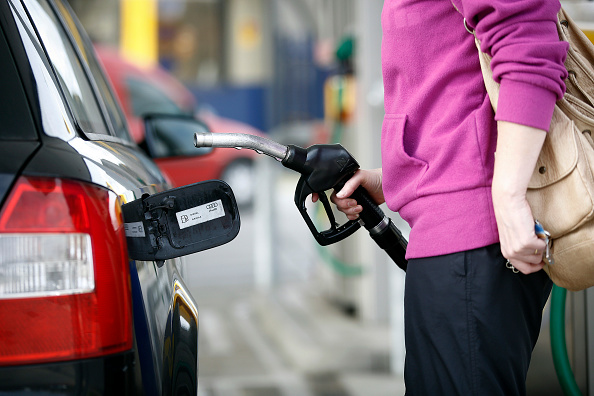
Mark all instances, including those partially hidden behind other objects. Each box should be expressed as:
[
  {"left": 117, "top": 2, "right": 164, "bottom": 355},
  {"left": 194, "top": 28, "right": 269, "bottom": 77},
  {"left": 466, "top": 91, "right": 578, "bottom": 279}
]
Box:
[{"left": 452, "top": 0, "right": 568, "bottom": 131}]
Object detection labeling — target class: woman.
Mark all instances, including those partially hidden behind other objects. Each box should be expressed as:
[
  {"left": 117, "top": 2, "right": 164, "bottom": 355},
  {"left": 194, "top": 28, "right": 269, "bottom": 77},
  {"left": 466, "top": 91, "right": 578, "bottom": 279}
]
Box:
[{"left": 331, "top": 0, "right": 568, "bottom": 394}]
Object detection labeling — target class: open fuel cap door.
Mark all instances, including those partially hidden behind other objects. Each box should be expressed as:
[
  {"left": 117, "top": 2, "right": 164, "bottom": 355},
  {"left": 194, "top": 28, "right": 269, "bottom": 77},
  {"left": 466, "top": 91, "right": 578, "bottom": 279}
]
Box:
[{"left": 122, "top": 180, "right": 240, "bottom": 264}]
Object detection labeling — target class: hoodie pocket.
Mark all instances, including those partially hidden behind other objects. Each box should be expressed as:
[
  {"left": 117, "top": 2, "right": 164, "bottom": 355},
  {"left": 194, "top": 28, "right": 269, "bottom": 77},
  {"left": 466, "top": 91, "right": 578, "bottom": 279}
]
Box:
[{"left": 381, "top": 114, "right": 428, "bottom": 207}]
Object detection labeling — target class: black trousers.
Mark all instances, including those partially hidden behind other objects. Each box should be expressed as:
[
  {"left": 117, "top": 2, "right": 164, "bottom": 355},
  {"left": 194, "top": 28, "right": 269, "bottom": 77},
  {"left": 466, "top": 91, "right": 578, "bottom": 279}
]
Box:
[{"left": 404, "top": 244, "right": 552, "bottom": 396}]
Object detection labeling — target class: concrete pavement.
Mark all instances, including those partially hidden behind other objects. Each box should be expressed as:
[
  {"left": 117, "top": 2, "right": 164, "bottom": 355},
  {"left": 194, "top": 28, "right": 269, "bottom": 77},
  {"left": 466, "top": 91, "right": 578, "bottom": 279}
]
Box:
[{"left": 192, "top": 283, "right": 405, "bottom": 396}]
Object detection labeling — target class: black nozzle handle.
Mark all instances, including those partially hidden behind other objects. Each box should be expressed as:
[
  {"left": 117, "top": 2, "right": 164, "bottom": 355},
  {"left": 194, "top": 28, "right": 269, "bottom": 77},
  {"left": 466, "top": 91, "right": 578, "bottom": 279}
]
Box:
[
  {"left": 293, "top": 174, "right": 362, "bottom": 246},
  {"left": 369, "top": 219, "right": 408, "bottom": 271},
  {"left": 349, "top": 186, "right": 408, "bottom": 271}
]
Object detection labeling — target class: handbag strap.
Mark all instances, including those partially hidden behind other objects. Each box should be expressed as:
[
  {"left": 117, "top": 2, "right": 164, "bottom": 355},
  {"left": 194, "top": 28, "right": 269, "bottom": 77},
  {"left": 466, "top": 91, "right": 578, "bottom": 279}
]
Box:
[
  {"left": 450, "top": 2, "right": 500, "bottom": 110},
  {"left": 453, "top": 4, "right": 594, "bottom": 112}
]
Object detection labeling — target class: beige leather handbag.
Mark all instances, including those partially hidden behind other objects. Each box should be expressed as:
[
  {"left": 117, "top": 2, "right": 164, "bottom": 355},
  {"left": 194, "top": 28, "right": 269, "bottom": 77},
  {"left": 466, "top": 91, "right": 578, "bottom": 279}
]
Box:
[
  {"left": 470, "top": 8, "right": 594, "bottom": 290},
  {"left": 473, "top": 9, "right": 594, "bottom": 290}
]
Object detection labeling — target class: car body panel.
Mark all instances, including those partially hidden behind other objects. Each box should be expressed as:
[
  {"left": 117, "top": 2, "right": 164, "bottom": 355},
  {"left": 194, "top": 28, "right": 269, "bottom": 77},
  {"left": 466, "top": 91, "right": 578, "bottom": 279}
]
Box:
[
  {"left": 0, "top": 142, "right": 40, "bottom": 204},
  {"left": 0, "top": 351, "right": 141, "bottom": 394}
]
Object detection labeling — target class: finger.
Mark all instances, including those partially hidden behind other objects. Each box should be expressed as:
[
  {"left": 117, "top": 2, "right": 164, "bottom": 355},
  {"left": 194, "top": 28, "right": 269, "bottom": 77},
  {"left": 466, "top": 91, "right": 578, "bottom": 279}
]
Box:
[
  {"left": 336, "top": 201, "right": 362, "bottom": 216},
  {"left": 349, "top": 205, "right": 363, "bottom": 216},
  {"left": 509, "top": 260, "right": 545, "bottom": 275},
  {"left": 510, "top": 249, "right": 545, "bottom": 265},
  {"left": 521, "top": 241, "right": 547, "bottom": 264},
  {"left": 505, "top": 253, "right": 543, "bottom": 267},
  {"left": 344, "top": 204, "right": 363, "bottom": 220},
  {"left": 531, "top": 246, "right": 546, "bottom": 264},
  {"left": 311, "top": 193, "right": 318, "bottom": 203},
  {"left": 336, "top": 173, "right": 363, "bottom": 199},
  {"left": 501, "top": 239, "right": 546, "bottom": 262},
  {"left": 524, "top": 253, "right": 545, "bottom": 265},
  {"left": 345, "top": 201, "right": 363, "bottom": 214},
  {"left": 329, "top": 190, "right": 340, "bottom": 204},
  {"left": 331, "top": 194, "right": 357, "bottom": 208},
  {"left": 346, "top": 213, "right": 360, "bottom": 221}
]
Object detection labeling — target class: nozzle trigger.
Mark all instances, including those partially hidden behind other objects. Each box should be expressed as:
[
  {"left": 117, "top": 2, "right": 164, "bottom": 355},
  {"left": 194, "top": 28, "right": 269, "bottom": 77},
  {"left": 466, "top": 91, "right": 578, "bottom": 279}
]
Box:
[{"left": 294, "top": 175, "right": 361, "bottom": 246}]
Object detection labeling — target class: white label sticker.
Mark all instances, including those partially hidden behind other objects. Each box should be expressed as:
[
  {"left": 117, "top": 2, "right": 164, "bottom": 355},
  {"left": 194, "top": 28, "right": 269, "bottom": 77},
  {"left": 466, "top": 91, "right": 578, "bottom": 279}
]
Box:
[
  {"left": 176, "top": 199, "right": 225, "bottom": 229},
  {"left": 125, "top": 221, "right": 146, "bottom": 238}
]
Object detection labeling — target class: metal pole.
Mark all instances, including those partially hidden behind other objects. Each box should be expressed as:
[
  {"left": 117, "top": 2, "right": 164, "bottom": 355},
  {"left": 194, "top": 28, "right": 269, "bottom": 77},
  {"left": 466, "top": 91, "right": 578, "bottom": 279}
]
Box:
[{"left": 253, "top": 155, "right": 277, "bottom": 291}]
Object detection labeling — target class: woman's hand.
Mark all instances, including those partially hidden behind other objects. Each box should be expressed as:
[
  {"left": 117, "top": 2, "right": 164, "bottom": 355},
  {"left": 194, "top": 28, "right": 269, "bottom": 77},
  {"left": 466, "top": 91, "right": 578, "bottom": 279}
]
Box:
[
  {"left": 312, "top": 168, "right": 384, "bottom": 220},
  {"left": 492, "top": 121, "right": 547, "bottom": 274},
  {"left": 493, "top": 191, "right": 547, "bottom": 274}
]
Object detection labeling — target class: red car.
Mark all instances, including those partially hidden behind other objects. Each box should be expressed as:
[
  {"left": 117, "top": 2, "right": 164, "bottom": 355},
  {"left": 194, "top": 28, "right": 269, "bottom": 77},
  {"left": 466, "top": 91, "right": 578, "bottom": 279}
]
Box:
[{"left": 96, "top": 45, "right": 262, "bottom": 207}]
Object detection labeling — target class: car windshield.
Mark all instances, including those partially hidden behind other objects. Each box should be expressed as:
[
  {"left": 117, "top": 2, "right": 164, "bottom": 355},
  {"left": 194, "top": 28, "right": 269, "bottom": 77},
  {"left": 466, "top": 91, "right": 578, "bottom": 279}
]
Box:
[{"left": 126, "top": 76, "right": 191, "bottom": 118}]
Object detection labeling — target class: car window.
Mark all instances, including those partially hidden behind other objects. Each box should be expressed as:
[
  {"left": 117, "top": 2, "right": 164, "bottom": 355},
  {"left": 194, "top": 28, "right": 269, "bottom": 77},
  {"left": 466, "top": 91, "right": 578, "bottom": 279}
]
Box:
[
  {"left": 86, "top": 55, "right": 132, "bottom": 141},
  {"left": 126, "top": 77, "right": 189, "bottom": 117},
  {"left": 23, "top": 0, "right": 110, "bottom": 137},
  {"left": 0, "top": 9, "right": 37, "bottom": 141},
  {"left": 53, "top": 0, "right": 132, "bottom": 143},
  {"left": 8, "top": 0, "right": 76, "bottom": 141}
]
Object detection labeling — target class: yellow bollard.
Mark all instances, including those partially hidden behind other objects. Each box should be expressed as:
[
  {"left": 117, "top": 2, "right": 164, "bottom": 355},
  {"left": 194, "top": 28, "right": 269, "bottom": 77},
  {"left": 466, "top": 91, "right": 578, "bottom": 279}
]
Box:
[{"left": 120, "top": 0, "right": 158, "bottom": 67}]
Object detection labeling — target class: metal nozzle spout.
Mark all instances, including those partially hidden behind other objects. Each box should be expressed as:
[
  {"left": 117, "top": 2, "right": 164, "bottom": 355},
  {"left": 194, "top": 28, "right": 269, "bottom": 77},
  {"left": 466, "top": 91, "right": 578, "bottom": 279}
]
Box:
[
  {"left": 193, "top": 132, "right": 289, "bottom": 161},
  {"left": 194, "top": 132, "right": 213, "bottom": 148}
]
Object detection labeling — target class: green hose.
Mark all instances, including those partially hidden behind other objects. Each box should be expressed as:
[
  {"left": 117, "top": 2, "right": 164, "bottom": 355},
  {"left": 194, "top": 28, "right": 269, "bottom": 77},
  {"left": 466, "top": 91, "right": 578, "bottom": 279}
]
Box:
[
  {"left": 550, "top": 285, "right": 582, "bottom": 396},
  {"left": 315, "top": 242, "right": 364, "bottom": 277}
]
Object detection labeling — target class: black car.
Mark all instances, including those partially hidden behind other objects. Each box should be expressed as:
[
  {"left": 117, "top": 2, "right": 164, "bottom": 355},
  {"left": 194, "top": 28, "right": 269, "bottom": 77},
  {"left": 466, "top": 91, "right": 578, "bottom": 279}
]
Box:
[{"left": 0, "top": 0, "right": 239, "bottom": 394}]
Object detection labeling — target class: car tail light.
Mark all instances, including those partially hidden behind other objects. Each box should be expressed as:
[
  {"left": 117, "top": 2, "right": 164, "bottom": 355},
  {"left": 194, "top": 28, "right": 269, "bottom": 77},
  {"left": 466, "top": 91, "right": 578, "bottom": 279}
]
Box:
[{"left": 0, "top": 177, "right": 132, "bottom": 366}]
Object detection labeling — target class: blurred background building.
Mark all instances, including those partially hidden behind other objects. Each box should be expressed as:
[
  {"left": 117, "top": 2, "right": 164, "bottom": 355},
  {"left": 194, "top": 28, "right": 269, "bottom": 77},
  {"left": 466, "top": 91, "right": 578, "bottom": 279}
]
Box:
[{"left": 68, "top": 0, "right": 356, "bottom": 133}]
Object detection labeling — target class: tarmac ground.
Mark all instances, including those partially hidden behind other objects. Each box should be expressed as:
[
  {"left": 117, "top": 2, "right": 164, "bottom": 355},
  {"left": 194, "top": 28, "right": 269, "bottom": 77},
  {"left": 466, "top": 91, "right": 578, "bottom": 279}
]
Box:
[{"left": 190, "top": 283, "right": 405, "bottom": 396}]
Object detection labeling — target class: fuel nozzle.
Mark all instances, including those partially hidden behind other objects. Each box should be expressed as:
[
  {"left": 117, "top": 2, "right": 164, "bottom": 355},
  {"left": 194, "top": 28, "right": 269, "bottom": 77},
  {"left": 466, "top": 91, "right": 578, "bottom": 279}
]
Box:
[
  {"left": 281, "top": 143, "right": 364, "bottom": 247},
  {"left": 282, "top": 144, "right": 359, "bottom": 193},
  {"left": 194, "top": 132, "right": 408, "bottom": 271}
]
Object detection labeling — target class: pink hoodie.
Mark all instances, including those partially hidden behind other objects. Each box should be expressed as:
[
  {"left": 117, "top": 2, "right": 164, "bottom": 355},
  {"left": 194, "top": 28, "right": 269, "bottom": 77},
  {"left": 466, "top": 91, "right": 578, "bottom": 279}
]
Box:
[{"left": 380, "top": 0, "right": 568, "bottom": 258}]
